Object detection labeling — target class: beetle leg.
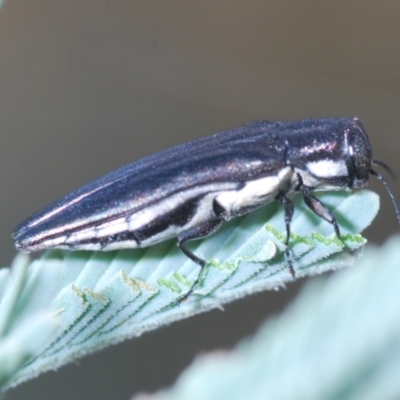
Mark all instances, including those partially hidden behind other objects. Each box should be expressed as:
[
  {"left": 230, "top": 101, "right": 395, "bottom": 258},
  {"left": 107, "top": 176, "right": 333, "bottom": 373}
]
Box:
[
  {"left": 275, "top": 192, "right": 296, "bottom": 280},
  {"left": 295, "top": 173, "right": 341, "bottom": 238},
  {"left": 302, "top": 192, "right": 341, "bottom": 238},
  {"left": 297, "top": 186, "right": 340, "bottom": 240},
  {"left": 176, "top": 218, "right": 224, "bottom": 302}
]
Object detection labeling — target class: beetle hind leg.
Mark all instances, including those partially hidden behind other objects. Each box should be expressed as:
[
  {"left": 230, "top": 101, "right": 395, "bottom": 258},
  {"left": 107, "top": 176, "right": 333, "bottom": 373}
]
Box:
[{"left": 176, "top": 218, "right": 224, "bottom": 303}]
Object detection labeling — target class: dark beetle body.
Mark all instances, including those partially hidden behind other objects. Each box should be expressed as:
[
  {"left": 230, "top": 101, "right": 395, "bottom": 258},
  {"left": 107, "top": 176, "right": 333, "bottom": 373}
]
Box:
[
  {"left": 14, "top": 116, "right": 398, "bottom": 295},
  {"left": 13, "top": 117, "right": 371, "bottom": 253}
]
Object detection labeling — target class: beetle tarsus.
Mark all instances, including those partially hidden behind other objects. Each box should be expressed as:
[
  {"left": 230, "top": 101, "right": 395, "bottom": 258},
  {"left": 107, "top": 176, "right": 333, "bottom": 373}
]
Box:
[
  {"left": 174, "top": 245, "right": 205, "bottom": 305},
  {"left": 175, "top": 267, "right": 204, "bottom": 305},
  {"left": 286, "top": 247, "right": 296, "bottom": 281}
]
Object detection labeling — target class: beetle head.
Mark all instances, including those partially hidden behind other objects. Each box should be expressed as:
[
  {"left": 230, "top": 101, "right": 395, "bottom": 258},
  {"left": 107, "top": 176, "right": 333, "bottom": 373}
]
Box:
[{"left": 346, "top": 119, "right": 373, "bottom": 189}]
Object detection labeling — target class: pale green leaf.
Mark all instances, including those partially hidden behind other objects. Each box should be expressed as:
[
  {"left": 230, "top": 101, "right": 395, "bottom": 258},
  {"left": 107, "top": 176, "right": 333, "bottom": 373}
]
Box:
[
  {"left": 135, "top": 235, "right": 400, "bottom": 400},
  {"left": 1, "top": 190, "right": 379, "bottom": 390}
]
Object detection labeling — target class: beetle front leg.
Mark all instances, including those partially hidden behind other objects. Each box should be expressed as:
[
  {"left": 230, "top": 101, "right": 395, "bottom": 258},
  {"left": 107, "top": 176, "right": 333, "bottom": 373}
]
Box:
[
  {"left": 297, "top": 175, "right": 341, "bottom": 239},
  {"left": 275, "top": 192, "right": 296, "bottom": 280}
]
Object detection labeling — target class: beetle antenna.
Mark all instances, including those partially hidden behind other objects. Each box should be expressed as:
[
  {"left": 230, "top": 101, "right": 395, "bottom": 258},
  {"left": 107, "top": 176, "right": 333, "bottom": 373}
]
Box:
[
  {"left": 373, "top": 159, "right": 397, "bottom": 181},
  {"left": 371, "top": 168, "right": 400, "bottom": 228}
]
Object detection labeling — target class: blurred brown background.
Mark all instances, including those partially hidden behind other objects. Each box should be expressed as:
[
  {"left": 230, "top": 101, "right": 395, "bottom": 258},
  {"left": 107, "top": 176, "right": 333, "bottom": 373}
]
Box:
[{"left": 2, "top": 1, "right": 400, "bottom": 399}]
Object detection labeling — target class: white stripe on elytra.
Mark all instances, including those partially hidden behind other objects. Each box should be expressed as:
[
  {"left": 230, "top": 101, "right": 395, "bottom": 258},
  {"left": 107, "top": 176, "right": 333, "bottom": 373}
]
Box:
[
  {"left": 215, "top": 166, "right": 292, "bottom": 214},
  {"left": 46, "top": 168, "right": 298, "bottom": 251},
  {"left": 61, "top": 182, "right": 238, "bottom": 246},
  {"left": 138, "top": 192, "right": 218, "bottom": 248},
  {"left": 306, "top": 159, "right": 348, "bottom": 178},
  {"left": 126, "top": 183, "right": 237, "bottom": 232}
]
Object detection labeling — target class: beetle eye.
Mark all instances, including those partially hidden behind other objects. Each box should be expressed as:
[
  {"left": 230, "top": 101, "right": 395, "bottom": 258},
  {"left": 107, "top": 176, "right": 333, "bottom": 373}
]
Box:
[{"left": 348, "top": 130, "right": 372, "bottom": 186}]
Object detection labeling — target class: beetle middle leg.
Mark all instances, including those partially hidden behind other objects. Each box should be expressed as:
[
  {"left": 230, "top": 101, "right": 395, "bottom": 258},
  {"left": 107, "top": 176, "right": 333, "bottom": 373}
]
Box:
[
  {"left": 176, "top": 217, "right": 225, "bottom": 302},
  {"left": 275, "top": 192, "right": 296, "bottom": 279}
]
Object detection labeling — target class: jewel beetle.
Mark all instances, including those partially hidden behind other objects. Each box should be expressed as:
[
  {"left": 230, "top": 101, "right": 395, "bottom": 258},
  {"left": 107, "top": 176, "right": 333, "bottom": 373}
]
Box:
[{"left": 13, "top": 117, "right": 400, "bottom": 299}]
